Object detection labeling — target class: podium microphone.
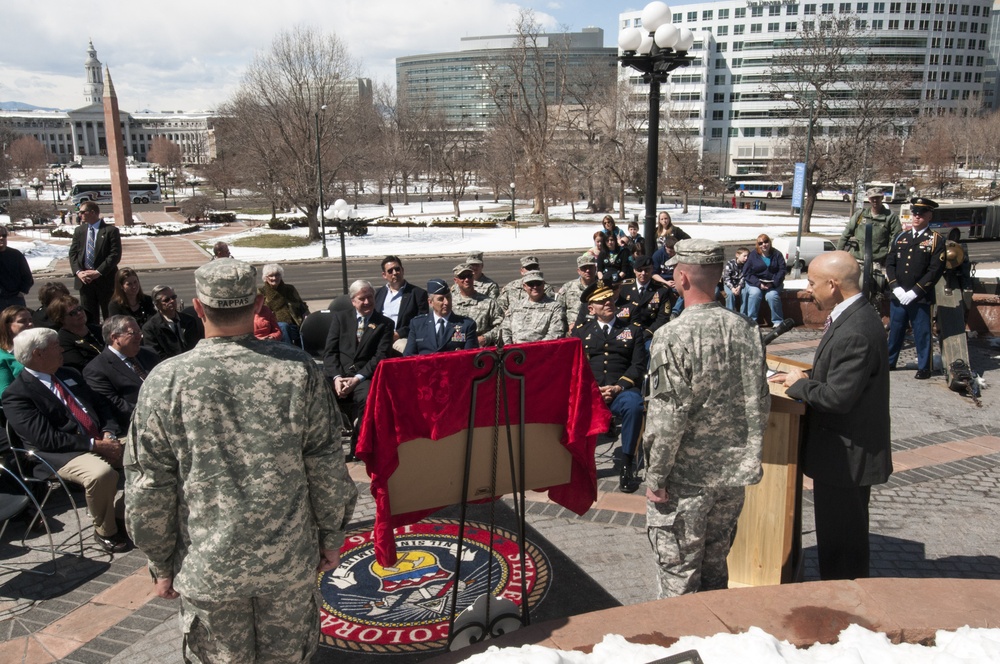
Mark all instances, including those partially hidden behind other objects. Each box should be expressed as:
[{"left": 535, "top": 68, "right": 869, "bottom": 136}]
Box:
[{"left": 762, "top": 318, "right": 796, "bottom": 345}]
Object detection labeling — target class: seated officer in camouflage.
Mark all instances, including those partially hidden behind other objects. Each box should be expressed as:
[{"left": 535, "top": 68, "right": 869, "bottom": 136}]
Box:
[
  {"left": 573, "top": 282, "right": 647, "bottom": 492},
  {"left": 644, "top": 239, "right": 768, "bottom": 598},
  {"left": 497, "top": 255, "right": 555, "bottom": 313},
  {"left": 556, "top": 254, "right": 599, "bottom": 334},
  {"left": 451, "top": 263, "right": 504, "bottom": 347},
  {"left": 126, "top": 259, "right": 358, "bottom": 663},
  {"left": 501, "top": 270, "right": 567, "bottom": 344},
  {"left": 616, "top": 255, "right": 670, "bottom": 348},
  {"left": 452, "top": 251, "right": 500, "bottom": 299}
]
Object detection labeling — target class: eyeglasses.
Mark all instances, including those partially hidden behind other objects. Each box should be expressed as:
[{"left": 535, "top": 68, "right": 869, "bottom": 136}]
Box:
[
  {"left": 69, "top": 306, "right": 85, "bottom": 316},
  {"left": 910, "top": 208, "right": 931, "bottom": 216},
  {"left": 757, "top": 240, "right": 770, "bottom": 246},
  {"left": 524, "top": 282, "right": 544, "bottom": 288},
  {"left": 158, "top": 295, "right": 178, "bottom": 302},
  {"left": 385, "top": 267, "right": 402, "bottom": 274},
  {"left": 456, "top": 274, "right": 473, "bottom": 280}
]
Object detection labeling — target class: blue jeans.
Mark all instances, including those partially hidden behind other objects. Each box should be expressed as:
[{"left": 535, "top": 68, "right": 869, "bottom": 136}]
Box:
[
  {"left": 608, "top": 388, "right": 644, "bottom": 456},
  {"left": 887, "top": 299, "right": 932, "bottom": 371},
  {"left": 723, "top": 285, "right": 746, "bottom": 312},
  {"left": 745, "top": 285, "right": 783, "bottom": 325}
]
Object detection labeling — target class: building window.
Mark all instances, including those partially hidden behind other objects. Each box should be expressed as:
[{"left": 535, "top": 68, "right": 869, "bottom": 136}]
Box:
[
  {"left": 729, "top": 128, "right": 739, "bottom": 137},
  {"left": 942, "top": 71, "right": 951, "bottom": 80},
  {"left": 956, "top": 38, "right": 965, "bottom": 48},
  {"left": 856, "top": 18, "right": 868, "bottom": 27},
  {"left": 717, "top": 42, "right": 727, "bottom": 51},
  {"left": 906, "top": 1, "right": 916, "bottom": 11},
  {"left": 688, "top": 11, "right": 697, "bottom": 21},
  {"left": 711, "top": 128, "right": 723, "bottom": 138},
  {"left": 872, "top": 19, "right": 884, "bottom": 27},
  {"left": 719, "top": 8, "right": 730, "bottom": 19},
  {"left": 948, "top": 3, "right": 957, "bottom": 14},
  {"left": 889, "top": 2, "right": 901, "bottom": 12},
  {"left": 951, "top": 89, "right": 959, "bottom": 99},
  {"left": 889, "top": 19, "right": 899, "bottom": 27},
  {"left": 904, "top": 19, "right": 914, "bottom": 28},
  {"left": 752, "top": 6, "right": 764, "bottom": 16},
  {"left": 770, "top": 5, "right": 782, "bottom": 15},
  {"left": 761, "top": 127, "right": 773, "bottom": 137},
  {"left": 735, "top": 7, "right": 747, "bottom": 18},
  {"left": 804, "top": 3, "right": 817, "bottom": 14},
  {"left": 734, "top": 24, "right": 745, "bottom": 34},
  {"left": 958, "top": 21, "right": 967, "bottom": 30},
  {"left": 840, "top": 2, "right": 852, "bottom": 10},
  {"left": 673, "top": 12, "right": 682, "bottom": 22},
  {"left": 821, "top": 2, "right": 834, "bottom": 13},
  {"left": 714, "top": 92, "right": 726, "bottom": 102},
  {"left": 787, "top": 21, "right": 799, "bottom": 30},
  {"left": 751, "top": 23, "right": 762, "bottom": 32},
  {"left": 873, "top": 2, "right": 885, "bottom": 11},
  {"left": 702, "top": 9, "right": 714, "bottom": 20},
  {"left": 733, "top": 41, "right": 744, "bottom": 50},
  {"left": 715, "top": 75, "right": 726, "bottom": 84},
  {"left": 718, "top": 25, "right": 729, "bottom": 35},
  {"left": 942, "top": 53, "right": 951, "bottom": 63},
  {"left": 944, "top": 37, "right": 953, "bottom": 47},
  {"left": 975, "top": 72, "right": 982, "bottom": 82},
  {"left": 730, "top": 92, "right": 742, "bottom": 102},
  {"left": 787, "top": 4, "right": 800, "bottom": 14},
  {"left": 927, "top": 70, "right": 938, "bottom": 80},
  {"left": 713, "top": 110, "right": 724, "bottom": 120},
  {"left": 716, "top": 58, "right": 727, "bottom": 68},
  {"left": 769, "top": 22, "right": 780, "bottom": 31},
  {"left": 935, "top": 3, "right": 944, "bottom": 14},
  {"left": 857, "top": 1, "right": 869, "bottom": 10},
  {"left": 744, "top": 128, "right": 757, "bottom": 137},
  {"left": 933, "top": 19, "right": 943, "bottom": 28},
  {"left": 947, "top": 19, "right": 955, "bottom": 29},
  {"left": 919, "top": 19, "right": 929, "bottom": 28}
]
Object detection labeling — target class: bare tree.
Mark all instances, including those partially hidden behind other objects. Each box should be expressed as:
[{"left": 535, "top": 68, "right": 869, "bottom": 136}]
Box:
[
  {"left": 217, "top": 26, "right": 367, "bottom": 240},
  {"left": 906, "top": 115, "right": 957, "bottom": 196},
  {"left": 769, "top": 17, "right": 916, "bottom": 231},
  {"left": 8, "top": 136, "right": 51, "bottom": 182},
  {"left": 148, "top": 137, "right": 182, "bottom": 173},
  {"left": 600, "top": 80, "right": 646, "bottom": 219}
]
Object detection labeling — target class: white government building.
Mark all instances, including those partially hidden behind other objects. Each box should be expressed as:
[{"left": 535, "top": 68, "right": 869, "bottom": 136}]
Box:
[{"left": 619, "top": 0, "right": 996, "bottom": 177}]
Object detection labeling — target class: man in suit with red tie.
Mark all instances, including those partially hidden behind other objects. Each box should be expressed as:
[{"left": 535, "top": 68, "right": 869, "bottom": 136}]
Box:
[
  {"left": 84, "top": 315, "right": 160, "bottom": 429},
  {"left": 68, "top": 202, "right": 122, "bottom": 323},
  {"left": 773, "top": 251, "right": 891, "bottom": 580},
  {"left": 323, "top": 280, "right": 393, "bottom": 461},
  {"left": 3, "top": 327, "right": 128, "bottom": 553}
]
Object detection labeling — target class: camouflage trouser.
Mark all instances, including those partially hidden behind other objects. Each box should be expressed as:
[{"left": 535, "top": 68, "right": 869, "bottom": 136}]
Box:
[
  {"left": 646, "top": 484, "right": 746, "bottom": 599},
  {"left": 180, "top": 580, "right": 319, "bottom": 664}
]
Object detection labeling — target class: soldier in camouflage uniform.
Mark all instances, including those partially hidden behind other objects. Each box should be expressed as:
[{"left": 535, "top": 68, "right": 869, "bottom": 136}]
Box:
[
  {"left": 125, "top": 259, "right": 358, "bottom": 663},
  {"left": 501, "top": 270, "right": 567, "bottom": 344},
  {"left": 452, "top": 263, "right": 504, "bottom": 346},
  {"left": 643, "top": 239, "right": 768, "bottom": 599},
  {"left": 556, "top": 254, "right": 598, "bottom": 334},
  {"left": 453, "top": 251, "right": 500, "bottom": 299},
  {"left": 497, "top": 255, "right": 555, "bottom": 313}
]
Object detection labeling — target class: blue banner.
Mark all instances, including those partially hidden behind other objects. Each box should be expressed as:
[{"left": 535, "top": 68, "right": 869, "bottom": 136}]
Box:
[{"left": 792, "top": 162, "right": 805, "bottom": 208}]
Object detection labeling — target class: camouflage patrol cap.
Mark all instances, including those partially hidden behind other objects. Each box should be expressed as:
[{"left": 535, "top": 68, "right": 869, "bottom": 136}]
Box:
[
  {"left": 453, "top": 263, "right": 475, "bottom": 277},
  {"left": 427, "top": 278, "right": 450, "bottom": 295},
  {"left": 673, "top": 239, "right": 725, "bottom": 266},
  {"left": 865, "top": 187, "right": 885, "bottom": 199},
  {"left": 576, "top": 254, "right": 597, "bottom": 268},
  {"left": 522, "top": 270, "right": 545, "bottom": 285},
  {"left": 194, "top": 258, "right": 257, "bottom": 308},
  {"left": 465, "top": 252, "right": 484, "bottom": 265},
  {"left": 520, "top": 255, "right": 540, "bottom": 269}
]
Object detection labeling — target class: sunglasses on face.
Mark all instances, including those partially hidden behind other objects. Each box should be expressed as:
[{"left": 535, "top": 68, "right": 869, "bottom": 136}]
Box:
[
  {"left": 159, "top": 295, "right": 178, "bottom": 302},
  {"left": 386, "top": 267, "right": 402, "bottom": 274},
  {"left": 69, "top": 307, "right": 85, "bottom": 316},
  {"left": 911, "top": 208, "right": 931, "bottom": 216}
]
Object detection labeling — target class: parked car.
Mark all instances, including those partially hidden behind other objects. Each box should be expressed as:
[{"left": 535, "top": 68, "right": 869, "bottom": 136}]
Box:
[{"left": 771, "top": 237, "right": 836, "bottom": 270}]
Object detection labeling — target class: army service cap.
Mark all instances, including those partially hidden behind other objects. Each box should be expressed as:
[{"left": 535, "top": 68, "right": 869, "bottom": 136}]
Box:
[
  {"left": 576, "top": 253, "right": 597, "bottom": 268},
  {"left": 194, "top": 258, "right": 257, "bottom": 308},
  {"left": 427, "top": 278, "right": 450, "bottom": 295},
  {"left": 465, "top": 252, "right": 484, "bottom": 265},
  {"left": 633, "top": 255, "right": 654, "bottom": 271},
  {"left": 673, "top": 239, "right": 725, "bottom": 266},
  {"left": 520, "top": 255, "right": 540, "bottom": 269},
  {"left": 910, "top": 197, "right": 939, "bottom": 211},
  {"left": 865, "top": 187, "right": 885, "bottom": 199},
  {"left": 522, "top": 270, "right": 545, "bottom": 285},
  {"left": 581, "top": 282, "right": 615, "bottom": 304},
  {"left": 453, "top": 263, "right": 475, "bottom": 277}
]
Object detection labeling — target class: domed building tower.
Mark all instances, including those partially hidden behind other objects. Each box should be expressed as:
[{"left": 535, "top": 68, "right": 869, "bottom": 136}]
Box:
[{"left": 83, "top": 40, "right": 104, "bottom": 104}]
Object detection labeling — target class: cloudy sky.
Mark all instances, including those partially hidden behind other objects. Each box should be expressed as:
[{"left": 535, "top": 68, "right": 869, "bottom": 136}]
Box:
[{"left": 0, "top": 0, "right": 680, "bottom": 113}]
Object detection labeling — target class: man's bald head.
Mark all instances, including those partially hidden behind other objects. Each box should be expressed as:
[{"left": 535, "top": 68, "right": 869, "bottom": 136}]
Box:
[{"left": 811, "top": 251, "right": 861, "bottom": 296}]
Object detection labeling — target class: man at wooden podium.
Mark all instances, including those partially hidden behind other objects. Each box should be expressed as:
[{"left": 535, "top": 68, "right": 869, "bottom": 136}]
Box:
[{"left": 774, "top": 251, "right": 891, "bottom": 580}]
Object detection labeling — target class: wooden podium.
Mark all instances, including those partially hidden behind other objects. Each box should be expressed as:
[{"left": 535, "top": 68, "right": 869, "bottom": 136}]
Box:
[{"left": 726, "top": 354, "right": 810, "bottom": 587}]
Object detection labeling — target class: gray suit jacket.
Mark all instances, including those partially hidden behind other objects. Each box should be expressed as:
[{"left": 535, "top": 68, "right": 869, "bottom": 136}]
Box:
[{"left": 786, "top": 296, "right": 892, "bottom": 487}]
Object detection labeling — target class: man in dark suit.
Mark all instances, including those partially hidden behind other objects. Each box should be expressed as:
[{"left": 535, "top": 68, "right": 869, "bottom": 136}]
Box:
[
  {"left": 574, "top": 282, "right": 648, "bottom": 492},
  {"left": 84, "top": 315, "right": 160, "bottom": 429},
  {"left": 322, "top": 280, "right": 393, "bottom": 460},
  {"left": 141, "top": 285, "right": 205, "bottom": 360},
  {"left": 67, "top": 202, "right": 122, "bottom": 323},
  {"left": 374, "top": 255, "right": 428, "bottom": 354},
  {"left": 404, "top": 279, "right": 478, "bottom": 356},
  {"left": 775, "top": 251, "right": 891, "bottom": 580},
  {"left": 3, "top": 327, "right": 128, "bottom": 553}
]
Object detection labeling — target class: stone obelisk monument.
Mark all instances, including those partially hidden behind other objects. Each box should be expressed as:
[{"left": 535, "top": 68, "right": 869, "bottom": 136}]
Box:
[{"left": 102, "top": 66, "right": 133, "bottom": 226}]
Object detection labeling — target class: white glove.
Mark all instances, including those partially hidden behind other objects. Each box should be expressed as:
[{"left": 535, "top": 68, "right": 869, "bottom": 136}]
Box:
[
  {"left": 898, "top": 290, "right": 918, "bottom": 306},
  {"left": 892, "top": 286, "right": 906, "bottom": 301}
]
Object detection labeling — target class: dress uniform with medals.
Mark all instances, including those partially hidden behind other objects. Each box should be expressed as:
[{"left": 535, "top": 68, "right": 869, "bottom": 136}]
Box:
[
  {"left": 886, "top": 197, "right": 946, "bottom": 379},
  {"left": 616, "top": 255, "right": 671, "bottom": 345},
  {"left": 573, "top": 282, "right": 648, "bottom": 492}
]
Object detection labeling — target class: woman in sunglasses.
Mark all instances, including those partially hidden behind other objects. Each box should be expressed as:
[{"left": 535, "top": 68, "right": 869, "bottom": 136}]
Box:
[
  {"left": 49, "top": 295, "right": 105, "bottom": 371},
  {"left": 742, "top": 234, "right": 786, "bottom": 327}
]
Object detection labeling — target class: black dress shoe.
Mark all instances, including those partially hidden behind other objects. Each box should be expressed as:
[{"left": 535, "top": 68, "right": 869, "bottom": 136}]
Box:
[
  {"left": 619, "top": 457, "right": 639, "bottom": 493},
  {"left": 888, "top": 363, "right": 897, "bottom": 371},
  {"left": 345, "top": 453, "right": 358, "bottom": 463},
  {"left": 95, "top": 532, "right": 130, "bottom": 554},
  {"left": 914, "top": 369, "right": 931, "bottom": 380}
]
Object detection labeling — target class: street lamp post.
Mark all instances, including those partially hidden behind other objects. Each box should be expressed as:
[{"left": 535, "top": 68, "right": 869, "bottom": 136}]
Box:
[
  {"left": 785, "top": 94, "right": 814, "bottom": 279},
  {"left": 315, "top": 104, "right": 329, "bottom": 258},
  {"left": 168, "top": 172, "right": 177, "bottom": 204},
  {"left": 47, "top": 173, "right": 59, "bottom": 210},
  {"left": 619, "top": 1, "right": 695, "bottom": 257},
  {"left": 510, "top": 182, "right": 516, "bottom": 236},
  {"left": 423, "top": 143, "right": 433, "bottom": 205},
  {"left": 332, "top": 199, "right": 351, "bottom": 294},
  {"left": 697, "top": 183, "right": 704, "bottom": 223},
  {"left": 29, "top": 178, "right": 43, "bottom": 200}
]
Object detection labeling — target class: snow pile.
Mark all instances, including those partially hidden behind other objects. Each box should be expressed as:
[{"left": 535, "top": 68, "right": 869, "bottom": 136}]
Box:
[{"left": 460, "top": 625, "right": 1000, "bottom": 664}]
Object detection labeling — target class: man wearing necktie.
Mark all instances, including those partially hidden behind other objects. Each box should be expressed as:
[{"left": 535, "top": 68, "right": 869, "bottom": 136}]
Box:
[
  {"left": 68, "top": 202, "right": 122, "bottom": 323},
  {"left": 616, "top": 255, "right": 671, "bottom": 350},
  {"left": 141, "top": 285, "right": 205, "bottom": 360},
  {"left": 2, "top": 327, "right": 127, "bottom": 553},
  {"left": 886, "top": 197, "right": 946, "bottom": 379},
  {"left": 573, "top": 282, "right": 647, "bottom": 492},
  {"left": 84, "top": 315, "right": 160, "bottom": 430},
  {"left": 773, "top": 251, "right": 891, "bottom": 580},
  {"left": 403, "top": 279, "right": 478, "bottom": 356},
  {"left": 322, "top": 280, "right": 393, "bottom": 461}
]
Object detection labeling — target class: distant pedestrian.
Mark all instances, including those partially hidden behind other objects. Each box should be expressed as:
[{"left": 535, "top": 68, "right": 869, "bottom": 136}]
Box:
[{"left": 0, "top": 226, "right": 34, "bottom": 311}]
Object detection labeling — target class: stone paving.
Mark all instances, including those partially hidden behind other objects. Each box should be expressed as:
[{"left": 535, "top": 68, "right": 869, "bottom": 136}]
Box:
[{"left": 1, "top": 225, "right": 998, "bottom": 661}]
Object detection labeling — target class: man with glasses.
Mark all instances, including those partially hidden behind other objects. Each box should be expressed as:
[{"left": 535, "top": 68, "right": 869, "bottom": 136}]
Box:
[
  {"left": 374, "top": 256, "right": 428, "bottom": 355},
  {"left": 501, "top": 271, "right": 566, "bottom": 345},
  {"left": 451, "top": 263, "right": 503, "bottom": 347},
  {"left": 574, "top": 282, "right": 647, "bottom": 492},
  {"left": 68, "top": 202, "right": 122, "bottom": 323},
  {"left": 84, "top": 315, "right": 159, "bottom": 429},
  {"left": 557, "top": 254, "right": 599, "bottom": 334},
  {"left": 886, "top": 197, "right": 946, "bottom": 379},
  {"left": 453, "top": 251, "right": 500, "bottom": 300},
  {"left": 141, "top": 285, "right": 205, "bottom": 360},
  {"left": 497, "top": 255, "right": 555, "bottom": 314},
  {"left": 0, "top": 225, "right": 34, "bottom": 311}
]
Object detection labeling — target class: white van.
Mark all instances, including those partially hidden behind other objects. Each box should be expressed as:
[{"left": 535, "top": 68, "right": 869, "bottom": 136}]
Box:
[{"left": 771, "top": 237, "right": 836, "bottom": 270}]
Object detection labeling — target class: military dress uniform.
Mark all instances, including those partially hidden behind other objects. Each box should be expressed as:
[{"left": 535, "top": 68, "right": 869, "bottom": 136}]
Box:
[
  {"left": 616, "top": 280, "right": 670, "bottom": 342},
  {"left": 886, "top": 198, "right": 946, "bottom": 377},
  {"left": 643, "top": 240, "right": 768, "bottom": 599}
]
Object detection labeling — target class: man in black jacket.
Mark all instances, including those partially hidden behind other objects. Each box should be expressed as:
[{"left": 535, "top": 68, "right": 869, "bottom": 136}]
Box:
[
  {"left": 141, "top": 285, "right": 204, "bottom": 360},
  {"left": 373, "top": 256, "right": 428, "bottom": 354},
  {"left": 3, "top": 327, "right": 128, "bottom": 553},
  {"left": 323, "top": 280, "right": 393, "bottom": 460},
  {"left": 84, "top": 315, "right": 159, "bottom": 429},
  {"left": 67, "top": 202, "right": 121, "bottom": 323}
]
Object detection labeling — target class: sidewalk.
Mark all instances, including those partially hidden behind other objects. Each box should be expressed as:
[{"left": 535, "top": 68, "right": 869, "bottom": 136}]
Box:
[{"left": 1, "top": 324, "right": 997, "bottom": 662}]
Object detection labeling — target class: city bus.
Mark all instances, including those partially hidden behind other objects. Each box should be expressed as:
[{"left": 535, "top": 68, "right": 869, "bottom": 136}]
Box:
[
  {"left": 71, "top": 182, "right": 162, "bottom": 206},
  {"left": 0, "top": 187, "right": 28, "bottom": 213},
  {"left": 904, "top": 201, "right": 1000, "bottom": 241},
  {"left": 816, "top": 185, "right": 854, "bottom": 202},
  {"left": 733, "top": 180, "right": 789, "bottom": 198}
]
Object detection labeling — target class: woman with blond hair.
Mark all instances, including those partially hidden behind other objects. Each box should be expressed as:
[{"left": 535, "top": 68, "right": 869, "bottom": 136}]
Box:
[{"left": 742, "top": 234, "right": 787, "bottom": 327}]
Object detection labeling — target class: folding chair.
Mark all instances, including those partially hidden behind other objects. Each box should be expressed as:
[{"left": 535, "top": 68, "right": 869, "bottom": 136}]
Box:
[
  {"left": 4, "top": 422, "right": 86, "bottom": 558},
  {"left": 0, "top": 461, "right": 59, "bottom": 575}
]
